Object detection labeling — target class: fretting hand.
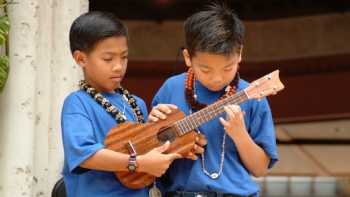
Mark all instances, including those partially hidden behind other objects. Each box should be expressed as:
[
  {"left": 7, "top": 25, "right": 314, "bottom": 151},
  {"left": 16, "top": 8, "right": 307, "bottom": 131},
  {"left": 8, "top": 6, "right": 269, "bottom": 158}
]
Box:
[{"left": 219, "top": 105, "right": 247, "bottom": 139}]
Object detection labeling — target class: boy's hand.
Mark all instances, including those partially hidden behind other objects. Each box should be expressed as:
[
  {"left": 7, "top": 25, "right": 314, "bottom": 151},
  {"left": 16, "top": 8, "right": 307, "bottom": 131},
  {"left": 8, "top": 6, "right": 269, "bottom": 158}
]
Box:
[
  {"left": 137, "top": 141, "right": 181, "bottom": 177},
  {"left": 219, "top": 105, "right": 247, "bottom": 139},
  {"left": 148, "top": 104, "right": 178, "bottom": 122},
  {"left": 186, "top": 133, "right": 207, "bottom": 160}
]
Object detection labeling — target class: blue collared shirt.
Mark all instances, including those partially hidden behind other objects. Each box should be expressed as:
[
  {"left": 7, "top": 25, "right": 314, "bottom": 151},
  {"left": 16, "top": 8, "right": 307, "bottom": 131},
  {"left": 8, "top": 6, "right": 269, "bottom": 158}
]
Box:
[
  {"left": 61, "top": 90, "right": 149, "bottom": 197},
  {"left": 152, "top": 73, "right": 278, "bottom": 196}
]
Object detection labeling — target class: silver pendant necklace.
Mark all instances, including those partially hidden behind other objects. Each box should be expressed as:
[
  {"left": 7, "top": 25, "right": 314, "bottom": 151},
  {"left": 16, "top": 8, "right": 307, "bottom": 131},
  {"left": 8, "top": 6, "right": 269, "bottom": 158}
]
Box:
[
  {"left": 191, "top": 80, "right": 227, "bottom": 179},
  {"left": 121, "top": 94, "right": 139, "bottom": 121},
  {"left": 149, "top": 182, "right": 162, "bottom": 197},
  {"left": 200, "top": 129, "right": 226, "bottom": 179},
  {"left": 190, "top": 116, "right": 227, "bottom": 180}
]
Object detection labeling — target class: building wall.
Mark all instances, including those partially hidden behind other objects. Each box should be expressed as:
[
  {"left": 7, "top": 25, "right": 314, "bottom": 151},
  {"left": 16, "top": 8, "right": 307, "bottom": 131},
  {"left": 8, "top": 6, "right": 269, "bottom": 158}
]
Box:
[
  {"left": 0, "top": 0, "right": 88, "bottom": 196},
  {"left": 125, "top": 13, "right": 350, "bottom": 61}
]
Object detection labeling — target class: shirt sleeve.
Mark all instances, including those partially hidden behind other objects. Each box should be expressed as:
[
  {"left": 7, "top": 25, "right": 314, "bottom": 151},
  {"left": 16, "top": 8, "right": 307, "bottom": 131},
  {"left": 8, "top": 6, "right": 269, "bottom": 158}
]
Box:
[
  {"left": 248, "top": 98, "right": 279, "bottom": 169},
  {"left": 151, "top": 81, "right": 170, "bottom": 108},
  {"left": 61, "top": 95, "right": 104, "bottom": 174}
]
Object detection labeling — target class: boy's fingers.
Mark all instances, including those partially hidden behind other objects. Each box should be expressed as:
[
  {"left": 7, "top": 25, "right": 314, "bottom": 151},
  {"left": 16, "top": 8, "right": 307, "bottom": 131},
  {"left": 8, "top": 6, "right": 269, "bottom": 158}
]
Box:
[
  {"left": 224, "top": 106, "right": 235, "bottom": 119},
  {"left": 187, "top": 152, "right": 198, "bottom": 160},
  {"left": 155, "top": 141, "right": 170, "bottom": 153},
  {"left": 196, "top": 134, "right": 207, "bottom": 146},
  {"left": 191, "top": 154, "right": 198, "bottom": 160},
  {"left": 148, "top": 116, "right": 159, "bottom": 122},
  {"left": 219, "top": 117, "right": 229, "bottom": 127},
  {"left": 229, "top": 105, "right": 245, "bottom": 119},
  {"left": 168, "top": 153, "right": 182, "bottom": 161},
  {"left": 155, "top": 104, "right": 173, "bottom": 114},
  {"left": 229, "top": 105, "right": 241, "bottom": 113},
  {"left": 166, "top": 104, "right": 178, "bottom": 109},
  {"left": 151, "top": 109, "right": 166, "bottom": 119},
  {"left": 193, "top": 145, "right": 204, "bottom": 154}
]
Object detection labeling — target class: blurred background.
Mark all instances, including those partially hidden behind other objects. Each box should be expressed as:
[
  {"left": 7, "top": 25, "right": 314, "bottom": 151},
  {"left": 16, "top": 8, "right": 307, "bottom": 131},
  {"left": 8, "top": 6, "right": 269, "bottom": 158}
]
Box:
[
  {"left": 90, "top": 0, "right": 350, "bottom": 196},
  {"left": 0, "top": 0, "right": 350, "bottom": 196}
]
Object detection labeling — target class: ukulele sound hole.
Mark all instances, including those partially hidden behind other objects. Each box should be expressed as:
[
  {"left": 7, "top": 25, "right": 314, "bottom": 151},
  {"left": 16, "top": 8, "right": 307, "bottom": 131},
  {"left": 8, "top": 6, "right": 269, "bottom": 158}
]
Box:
[{"left": 157, "top": 127, "right": 177, "bottom": 143}]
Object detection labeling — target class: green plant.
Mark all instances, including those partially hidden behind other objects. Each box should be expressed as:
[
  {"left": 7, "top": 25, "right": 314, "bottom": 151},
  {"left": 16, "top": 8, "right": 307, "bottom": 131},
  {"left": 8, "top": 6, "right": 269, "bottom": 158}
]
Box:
[{"left": 0, "top": 0, "right": 9, "bottom": 93}]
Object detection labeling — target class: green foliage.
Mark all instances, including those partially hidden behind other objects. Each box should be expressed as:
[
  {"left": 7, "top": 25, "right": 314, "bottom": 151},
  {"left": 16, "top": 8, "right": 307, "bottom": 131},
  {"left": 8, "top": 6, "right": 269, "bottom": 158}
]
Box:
[
  {"left": 0, "top": 4, "right": 9, "bottom": 92},
  {"left": 0, "top": 54, "right": 8, "bottom": 92}
]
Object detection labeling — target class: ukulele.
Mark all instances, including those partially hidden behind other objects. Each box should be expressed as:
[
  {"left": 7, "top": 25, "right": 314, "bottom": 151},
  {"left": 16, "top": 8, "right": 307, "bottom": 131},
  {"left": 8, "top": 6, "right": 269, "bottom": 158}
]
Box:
[{"left": 104, "top": 70, "right": 284, "bottom": 189}]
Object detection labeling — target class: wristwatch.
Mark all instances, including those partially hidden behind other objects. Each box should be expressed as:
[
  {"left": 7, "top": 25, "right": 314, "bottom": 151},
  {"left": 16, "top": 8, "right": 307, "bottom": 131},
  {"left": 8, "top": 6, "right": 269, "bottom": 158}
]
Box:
[{"left": 127, "top": 153, "right": 137, "bottom": 172}]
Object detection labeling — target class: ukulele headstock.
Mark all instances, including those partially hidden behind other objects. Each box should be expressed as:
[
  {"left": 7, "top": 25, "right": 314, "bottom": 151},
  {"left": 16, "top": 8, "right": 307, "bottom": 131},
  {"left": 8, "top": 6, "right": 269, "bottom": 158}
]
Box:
[{"left": 245, "top": 70, "right": 284, "bottom": 100}]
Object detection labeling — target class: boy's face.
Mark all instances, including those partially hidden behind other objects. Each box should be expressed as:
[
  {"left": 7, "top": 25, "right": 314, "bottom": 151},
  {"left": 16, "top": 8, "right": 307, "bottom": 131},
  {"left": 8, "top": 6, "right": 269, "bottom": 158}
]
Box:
[
  {"left": 183, "top": 49, "right": 241, "bottom": 92},
  {"left": 74, "top": 36, "right": 128, "bottom": 93}
]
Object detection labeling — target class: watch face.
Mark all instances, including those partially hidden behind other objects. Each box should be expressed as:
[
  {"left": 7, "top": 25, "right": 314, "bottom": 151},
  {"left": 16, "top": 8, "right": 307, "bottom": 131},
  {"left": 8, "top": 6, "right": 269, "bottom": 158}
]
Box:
[
  {"left": 128, "top": 165, "right": 136, "bottom": 171},
  {"left": 128, "top": 155, "right": 137, "bottom": 172}
]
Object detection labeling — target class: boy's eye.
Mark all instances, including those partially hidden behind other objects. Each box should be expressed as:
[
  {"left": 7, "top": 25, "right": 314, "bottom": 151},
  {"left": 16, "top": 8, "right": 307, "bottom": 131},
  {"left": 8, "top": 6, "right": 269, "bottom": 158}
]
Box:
[
  {"left": 200, "top": 68, "right": 210, "bottom": 73},
  {"left": 224, "top": 66, "right": 233, "bottom": 71},
  {"left": 103, "top": 58, "right": 113, "bottom": 62}
]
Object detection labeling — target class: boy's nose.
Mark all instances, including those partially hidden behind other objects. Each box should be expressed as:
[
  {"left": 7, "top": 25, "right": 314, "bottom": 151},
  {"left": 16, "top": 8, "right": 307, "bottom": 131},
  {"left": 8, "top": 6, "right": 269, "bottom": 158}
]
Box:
[
  {"left": 112, "top": 63, "right": 122, "bottom": 71},
  {"left": 212, "top": 75, "right": 224, "bottom": 83}
]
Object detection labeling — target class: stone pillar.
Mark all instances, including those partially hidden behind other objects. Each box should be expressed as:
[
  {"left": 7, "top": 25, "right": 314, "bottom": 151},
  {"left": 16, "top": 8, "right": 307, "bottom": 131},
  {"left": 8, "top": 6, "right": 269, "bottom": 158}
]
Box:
[{"left": 0, "top": 0, "right": 88, "bottom": 196}]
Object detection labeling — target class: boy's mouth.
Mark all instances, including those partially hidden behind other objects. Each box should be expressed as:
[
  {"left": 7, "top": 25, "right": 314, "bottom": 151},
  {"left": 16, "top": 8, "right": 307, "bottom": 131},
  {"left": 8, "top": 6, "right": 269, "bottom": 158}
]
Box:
[
  {"left": 209, "top": 85, "right": 230, "bottom": 92},
  {"left": 110, "top": 76, "right": 123, "bottom": 82}
]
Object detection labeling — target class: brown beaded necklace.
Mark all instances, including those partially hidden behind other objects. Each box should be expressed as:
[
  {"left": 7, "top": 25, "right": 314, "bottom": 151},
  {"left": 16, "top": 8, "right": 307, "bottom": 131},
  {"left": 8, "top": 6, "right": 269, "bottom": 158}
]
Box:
[{"left": 185, "top": 68, "right": 238, "bottom": 110}]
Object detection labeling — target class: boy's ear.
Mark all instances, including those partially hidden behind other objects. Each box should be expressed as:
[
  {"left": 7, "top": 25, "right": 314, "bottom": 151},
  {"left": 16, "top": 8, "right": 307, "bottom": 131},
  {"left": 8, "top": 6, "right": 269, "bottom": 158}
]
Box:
[
  {"left": 237, "top": 46, "right": 243, "bottom": 63},
  {"left": 73, "top": 50, "right": 87, "bottom": 68},
  {"left": 182, "top": 48, "right": 192, "bottom": 68}
]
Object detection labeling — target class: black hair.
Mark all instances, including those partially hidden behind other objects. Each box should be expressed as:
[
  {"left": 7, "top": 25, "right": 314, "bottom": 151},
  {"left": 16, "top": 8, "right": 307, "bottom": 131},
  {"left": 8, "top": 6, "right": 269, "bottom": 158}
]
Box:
[
  {"left": 69, "top": 11, "right": 128, "bottom": 54},
  {"left": 184, "top": 2, "right": 245, "bottom": 57}
]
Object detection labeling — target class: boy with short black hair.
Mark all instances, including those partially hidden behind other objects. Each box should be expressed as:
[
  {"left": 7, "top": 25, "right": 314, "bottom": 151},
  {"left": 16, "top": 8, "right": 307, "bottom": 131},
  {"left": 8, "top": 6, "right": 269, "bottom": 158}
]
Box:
[
  {"left": 150, "top": 3, "right": 278, "bottom": 197},
  {"left": 61, "top": 11, "right": 182, "bottom": 197}
]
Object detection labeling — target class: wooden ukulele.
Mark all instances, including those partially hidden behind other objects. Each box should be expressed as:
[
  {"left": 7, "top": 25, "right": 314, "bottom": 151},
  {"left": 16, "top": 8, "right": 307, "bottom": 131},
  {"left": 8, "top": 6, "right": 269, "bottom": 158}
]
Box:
[{"left": 104, "top": 70, "right": 284, "bottom": 189}]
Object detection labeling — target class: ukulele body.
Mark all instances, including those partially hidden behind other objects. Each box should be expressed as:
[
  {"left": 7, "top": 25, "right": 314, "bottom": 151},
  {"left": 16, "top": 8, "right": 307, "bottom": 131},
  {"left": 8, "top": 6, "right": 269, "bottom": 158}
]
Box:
[{"left": 104, "top": 108, "right": 197, "bottom": 189}]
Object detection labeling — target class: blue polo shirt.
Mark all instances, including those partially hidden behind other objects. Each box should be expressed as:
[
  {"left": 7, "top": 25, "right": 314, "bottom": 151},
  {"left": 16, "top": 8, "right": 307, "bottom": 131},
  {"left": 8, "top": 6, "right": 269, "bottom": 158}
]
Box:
[
  {"left": 152, "top": 73, "right": 278, "bottom": 196},
  {"left": 61, "top": 90, "right": 149, "bottom": 197}
]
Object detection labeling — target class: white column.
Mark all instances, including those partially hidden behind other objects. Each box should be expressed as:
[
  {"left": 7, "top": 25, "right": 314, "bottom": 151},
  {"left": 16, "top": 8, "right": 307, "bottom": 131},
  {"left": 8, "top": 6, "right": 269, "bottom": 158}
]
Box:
[
  {"left": 48, "top": 0, "right": 88, "bottom": 190},
  {"left": 0, "top": 0, "right": 88, "bottom": 196}
]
